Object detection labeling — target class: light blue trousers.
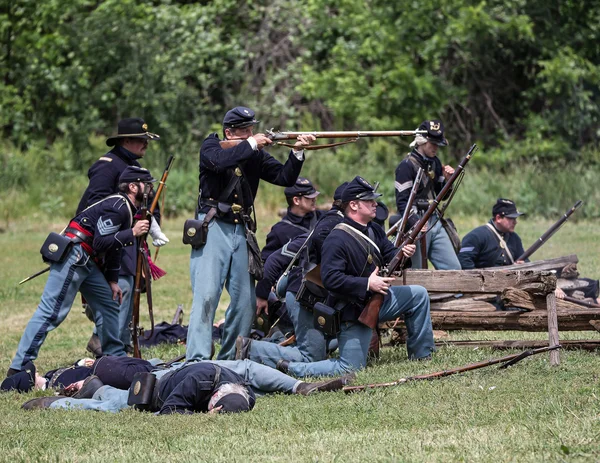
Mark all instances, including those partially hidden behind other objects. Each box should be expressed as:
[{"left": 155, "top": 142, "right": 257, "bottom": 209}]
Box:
[
  {"left": 411, "top": 218, "right": 461, "bottom": 270},
  {"left": 248, "top": 291, "right": 327, "bottom": 367},
  {"left": 11, "top": 245, "right": 125, "bottom": 371},
  {"left": 288, "top": 285, "right": 434, "bottom": 377},
  {"left": 92, "top": 275, "right": 134, "bottom": 348},
  {"left": 50, "top": 359, "right": 300, "bottom": 411},
  {"left": 188, "top": 215, "right": 256, "bottom": 361}
]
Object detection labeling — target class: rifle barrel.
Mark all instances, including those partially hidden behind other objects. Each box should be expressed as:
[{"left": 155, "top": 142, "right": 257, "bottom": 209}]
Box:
[
  {"left": 518, "top": 200, "right": 583, "bottom": 261},
  {"left": 343, "top": 345, "right": 560, "bottom": 393},
  {"left": 270, "top": 130, "right": 427, "bottom": 140}
]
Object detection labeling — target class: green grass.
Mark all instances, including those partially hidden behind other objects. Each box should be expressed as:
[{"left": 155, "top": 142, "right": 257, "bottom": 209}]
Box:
[{"left": 1, "top": 208, "right": 599, "bottom": 462}]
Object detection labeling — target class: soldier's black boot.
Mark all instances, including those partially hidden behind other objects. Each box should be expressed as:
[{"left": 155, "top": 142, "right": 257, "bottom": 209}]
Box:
[
  {"left": 72, "top": 375, "right": 104, "bottom": 399},
  {"left": 276, "top": 359, "right": 289, "bottom": 373},
  {"left": 22, "top": 396, "right": 66, "bottom": 410},
  {"left": 235, "top": 336, "right": 252, "bottom": 360},
  {"left": 294, "top": 373, "right": 356, "bottom": 396}
]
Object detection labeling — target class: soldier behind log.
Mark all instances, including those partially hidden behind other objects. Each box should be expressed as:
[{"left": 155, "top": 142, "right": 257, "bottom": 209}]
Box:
[
  {"left": 77, "top": 118, "right": 169, "bottom": 355},
  {"left": 5, "top": 166, "right": 154, "bottom": 378},
  {"left": 459, "top": 198, "right": 600, "bottom": 302},
  {"left": 187, "top": 106, "right": 315, "bottom": 362},
  {"left": 394, "top": 120, "right": 461, "bottom": 270}
]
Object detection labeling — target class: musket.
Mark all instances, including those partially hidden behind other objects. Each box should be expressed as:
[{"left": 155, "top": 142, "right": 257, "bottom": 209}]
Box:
[
  {"left": 149, "top": 155, "right": 175, "bottom": 263},
  {"left": 386, "top": 167, "right": 424, "bottom": 246},
  {"left": 358, "top": 144, "right": 478, "bottom": 329},
  {"left": 563, "top": 295, "right": 600, "bottom": 309},
  {"left": 131, "top": 185, "right": 151, "bottom": 359},
  {"left": 219, "top": 129, "right": 427, "bottom": 150},
  {"left": 343, "top": 344, "right": 560, "bottom": 393},
  {"left": 517, "top": 200, "right": 583, "bottom": 261}
]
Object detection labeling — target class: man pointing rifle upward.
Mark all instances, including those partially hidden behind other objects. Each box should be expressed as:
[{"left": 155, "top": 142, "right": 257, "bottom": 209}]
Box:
[
  {"left": 187, "top": 106, "right": 315, "bottom": 362},
  {"left": 278, "top": 176, "right": 435, "bottom": 378}
]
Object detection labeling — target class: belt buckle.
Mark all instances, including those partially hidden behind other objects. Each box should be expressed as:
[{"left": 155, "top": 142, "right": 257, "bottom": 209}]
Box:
[{"left": 231, "top": 203, "right": 242, "bottom": 214}]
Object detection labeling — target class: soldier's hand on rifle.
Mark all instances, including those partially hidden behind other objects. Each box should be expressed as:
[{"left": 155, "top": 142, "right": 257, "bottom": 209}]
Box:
[
  {"left": 256, "top": 296, "right": 269, "bottom": 316},
  {"left": 149, "top": 219, "right": 169, "bottom": 247},
  {"left": 555, "top": 288, "right": 566, "bottom": 299},
  {"left": 109, "top": 281, "right": 123, "bottom": 305},
  {"left": 132, "top": 219, "right": 150, "bottom": 237},
  {"left": 293, "top": 133, "right": 316, "bottom": 150},
  {"left": 442, "top": 165, "right": 455, "bottom": 180},
  {"left": 402, "top": 243, "right": 416, "bottom": 258},
  {"left": 368, "top": 266, "right": 395, "bottom": 295},
  {"left": 515, "top": 259, "right": 525, "bottom": 264},
  {"left": 251, "top": 133, "right": 273, "bottom": 150}
]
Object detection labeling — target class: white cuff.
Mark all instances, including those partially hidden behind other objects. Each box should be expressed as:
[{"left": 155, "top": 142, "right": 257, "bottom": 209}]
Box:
[
  {"left": 247, "top": 137, "right": 258, "bottom": 151},
  {"left": 292, "top": 149, "right": 305, "bottom": 161}
]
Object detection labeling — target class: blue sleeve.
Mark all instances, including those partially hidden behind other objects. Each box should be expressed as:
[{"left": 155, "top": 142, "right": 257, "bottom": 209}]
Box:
[
  {"left": 261, "top": 222, "right": 284, "bottom": 262},
  {"left": 259, "top": 151, "right": 303, "bottom": 187},
  {"left": 200, "top": 134, "right": 256, "bottom": 173},
  {"left": 84, "top": 161, "right": 120, "bottom": 206},
  {"left": 458, "top": 229, "right": 481, "bottom": 269}
]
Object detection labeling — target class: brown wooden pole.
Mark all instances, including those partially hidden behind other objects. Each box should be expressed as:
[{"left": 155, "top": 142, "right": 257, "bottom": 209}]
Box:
[{"left": 546, "top": 292, "right": 560, "bottom": 366}]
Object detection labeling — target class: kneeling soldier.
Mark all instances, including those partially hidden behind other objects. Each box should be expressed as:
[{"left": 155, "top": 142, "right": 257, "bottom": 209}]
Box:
[{"left": 6, "top": 166, "right": 154, "bottom": 378}]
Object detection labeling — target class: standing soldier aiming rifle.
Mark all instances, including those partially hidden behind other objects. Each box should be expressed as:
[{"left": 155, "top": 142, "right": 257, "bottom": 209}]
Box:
[
  {"left": 395, "top": 120, "right": 461, "bottom": 270},
  {"left": 186, "top": 106, "right": 315, "bottom": 361}
]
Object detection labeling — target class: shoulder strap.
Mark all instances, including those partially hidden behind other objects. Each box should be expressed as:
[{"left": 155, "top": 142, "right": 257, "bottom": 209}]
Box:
[
  {"left": 485, "top": 223, "right": 515, "bottom": 264},
  {"left": 75, "top": 194, "right": 134, "bottom": 227},
  {"left": 280, "top": 219, "right": 310, "bottom": 233},
  {"left": 334, "top": 223, "right": 382, "bottom": 268}
]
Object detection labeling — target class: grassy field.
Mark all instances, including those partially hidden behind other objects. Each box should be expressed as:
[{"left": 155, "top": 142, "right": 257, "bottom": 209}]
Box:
[{"left": 0, "top": 205, "right": 599, "bottom": 462}]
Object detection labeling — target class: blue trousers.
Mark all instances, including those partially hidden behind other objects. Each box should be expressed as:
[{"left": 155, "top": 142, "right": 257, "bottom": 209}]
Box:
[
  {"left": 411, "top": 218, "right": 461, "bottom": 270},
  {"left": 288, "top": 285, "right": 434, "bottom": 377},
  {"left": 248, "top": 291, "right": 327, "bottom": 368},
  {"left": 188, "top": 215, "right": 256, "bottom": 361},
  {"left": 10, "top": 245, "right": 125, "bottom": 371},
  {"left": 50, "top": 359, "right": 300, "bottom": 412},
  {"left": 92, "top": 275, "right": 134, "bottom": 348}
]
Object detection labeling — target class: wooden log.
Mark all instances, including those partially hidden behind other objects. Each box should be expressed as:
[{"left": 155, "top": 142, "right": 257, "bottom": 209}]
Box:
[
  {"left": 546, "top": 292, "right": 560, "bottom": 366},
  {"left": 394, "top": 269, "right": 556, "bottom": 294},
  {"left": 431, "top": 298, "right": 497, "bottom": 312},
  {"left": 502, "top": 288, "right": 594, "bottom": 312},
  {"left": 434, "top": 340, "right": 600, "bottom": 351},
  {"left": 422, "top": 309, "right": 600, "bottom": 331},
  {"left": 483, "top": 255, "right": 578, "bottom": 272},
  {"left": 429, "top": 293, "right": 498, "bottom": 302}
]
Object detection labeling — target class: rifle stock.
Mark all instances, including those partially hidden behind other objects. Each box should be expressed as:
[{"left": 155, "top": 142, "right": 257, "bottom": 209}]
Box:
[
  {"left": 357, "top": 144, "right": 478, "bottom": 329},
  {"left": 517, "top": 200, "right": 583, "bottom": 261}
]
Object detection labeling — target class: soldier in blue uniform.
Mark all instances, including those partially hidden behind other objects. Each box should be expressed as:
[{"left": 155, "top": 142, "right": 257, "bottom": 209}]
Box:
[
  {"left": 394, "top": 120, "right": 461, "bottom": 270},
  {"left": 458, "top": 198, "right": 527, "bottom": 269},
  {"left": 77, "top": 118, "right": 168, "bottom": 355},
  {"left": 6, "top": 166, "right": 154, "bottom": 377},
  {"left": 261, "top": 177, "right": 321, "bottom": 262},
  {"left": 279, "top": 176, "right": 435, "bottom": 377},
  {"left": 236, "top": 182, "right": 348, "bottom": 367},
  {"left": 188, "top": 106, "right": 315, "bottom": 361}
]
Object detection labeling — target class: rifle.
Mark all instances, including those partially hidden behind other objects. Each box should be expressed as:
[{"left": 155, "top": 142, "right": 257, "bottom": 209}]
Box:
[
  {"left": 343, "top": 344, "right": 560, "bottom": 393},
  {"left": 358, "top": 144, "right": 478, "bottom": 329},
  {"left": 386, "top": 167, "right": 424, "bottom": 246},
  {"left": 517, "top": 200, "right": 583, "bottom": 261},
  {"left": 563, "top": 295, "right": 600, "bottom": 309},
  {"left": 219, "top": 129, "right": 427, "bottom": 151},
  {"left": 131, "top": 155, "right": 175, "bottom": 358},
  {"left": 150, "top": 155, "right": 175, "bottom": 263}
]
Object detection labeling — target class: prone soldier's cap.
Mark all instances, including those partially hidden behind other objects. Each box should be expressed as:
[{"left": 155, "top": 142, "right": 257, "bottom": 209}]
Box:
[
  {"left": 284, "top": 177, "right": 320, "bottom": 199},
  {"left": 492, "top": 198, "right": 525, "bottom": 219},
  {"left": 1, "top": 361, "right": 36, "bottom": 393},
  {"left": 341, "top": 176, "right": 382, "bottom": 202},
  {"left": 223, "top": 107, "right": 260, "bottom": 129},
  {"left": 119, "top": 166, "right": 157, "bottom": 184},
  {"left": 214, "top": 391, "right": 255, "bottom": 413},
  {"left": 106, "top": 118, "right": 160, "bottom": 147},
  {"left": 418, "top": 120, "right": 448, "bottom": 146}
]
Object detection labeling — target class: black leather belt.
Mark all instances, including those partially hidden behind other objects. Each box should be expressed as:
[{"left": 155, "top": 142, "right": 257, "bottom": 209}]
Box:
[
  {"left": 64, "top": 227, "right": 93, "bottom": 245},
  {"left": 199, "top": 198, "right": 251, "bottom": 216}
]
